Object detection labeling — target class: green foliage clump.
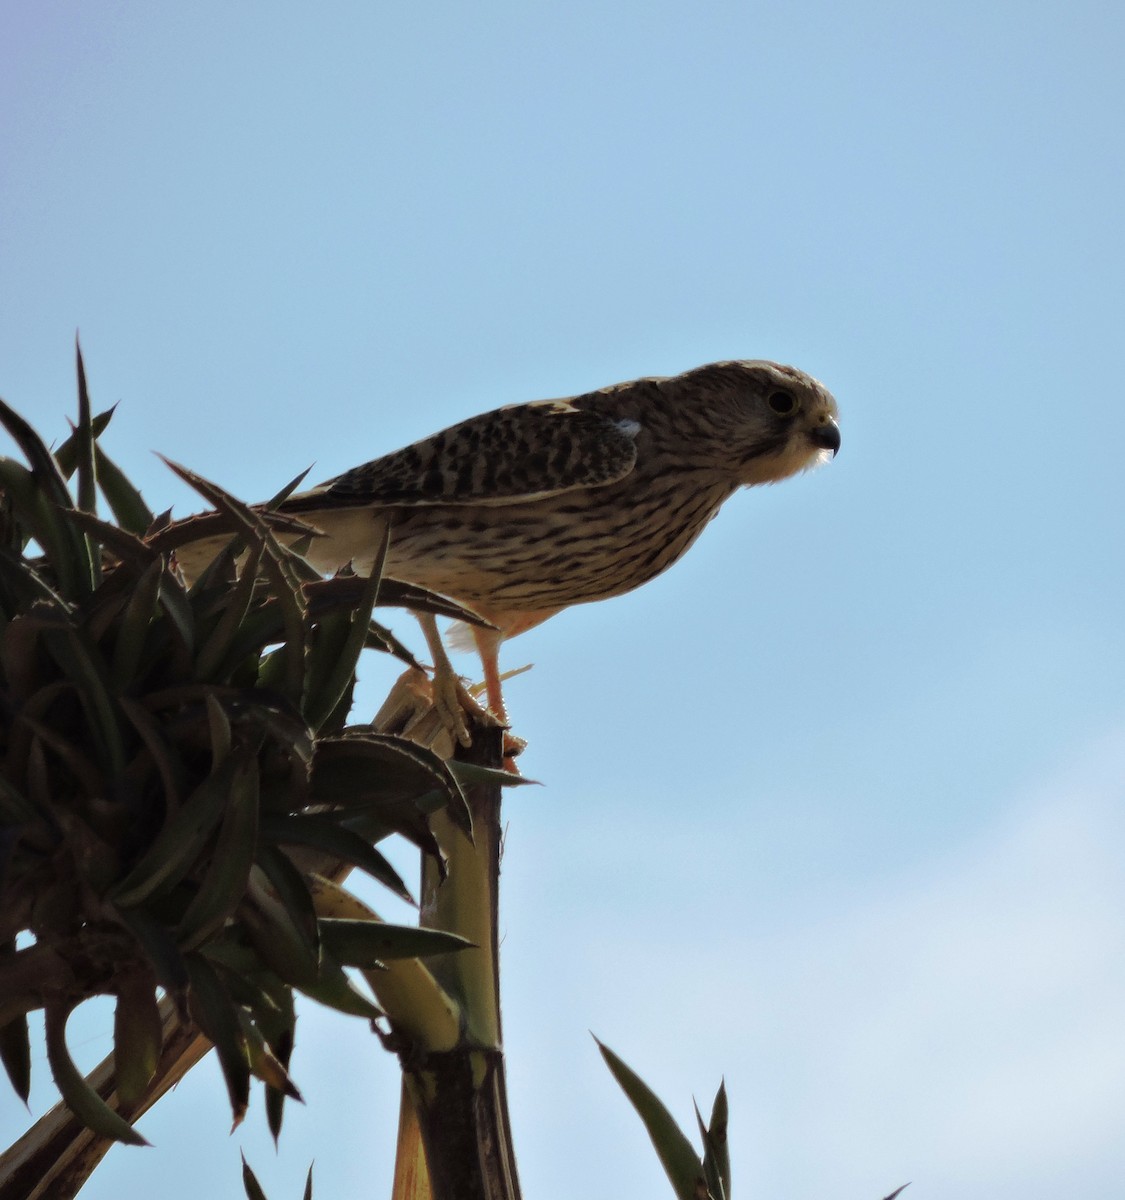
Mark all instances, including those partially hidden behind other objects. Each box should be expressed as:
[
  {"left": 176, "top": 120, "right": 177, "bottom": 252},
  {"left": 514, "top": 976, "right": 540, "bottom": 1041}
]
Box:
[{"left": 0, "top": 348, "right": 476, "bottom": 1145}]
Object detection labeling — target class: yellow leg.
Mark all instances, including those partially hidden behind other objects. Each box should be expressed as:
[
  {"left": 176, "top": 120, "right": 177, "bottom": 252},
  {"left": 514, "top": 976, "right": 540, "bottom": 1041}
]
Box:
[
  {"left": 470, "top": 624, "right": 529, "bottom": 772},
  {"left": 416, "top": 611, "right": 480, "bottom": 748},
  {"left": 417, "top": 614, "right": 520, "bottom": 769},
  {"left": 470, "top": 625, "right": 508, "bottom": 725}
]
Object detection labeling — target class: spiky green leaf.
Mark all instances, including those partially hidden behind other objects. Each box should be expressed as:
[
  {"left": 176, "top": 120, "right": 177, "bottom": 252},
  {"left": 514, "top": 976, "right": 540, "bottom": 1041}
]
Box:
[
  {"left": 110, "top": 556, "right": 163, "bottom": 689},
  {"left": 0, "top": 396, "right": 97, "bottom": 597},
  {"left": 155, "top": 571, "right": 196, "bottom": 653},
  {"left": 94, "top": 439, "right": 154, "bottom": 535},
  {"left": 112, "top": 755, "right": 248, "bottom": 907},
  {"left": 235, "top": 1008, "right": 302, "bottom": 1100},
  {"left": 0, "top": 456, "right": 87, "bottom": 596},
  {"left": 161, "top": 459, "right": 308, "bottom": 702},
  {"left": 206, "top": 692, "right": 233, "bottom": 768},
  {"left": 241, "top": 1154, "right": 269, "bottom": 1200},
  {"left": 34, "top": 607, "right": 127, "bottom": 776},
  {"left": 242, "top": 865, "right": 321, "bottom": 989},
  {"left": 113, "top": 973, "right": 163, "bottom": 1107},
  {"left": 254, "top": 845, "right": 319, "bottom": 962},
  {"left": 298, "top": 949, "right": 383, "bottom": 1020},
  {"left": 114, "top": 905, "right": 189, "bottom": 1004},
  {"left": 118, "top": 695, "right": 186, "bottom": 812},
  {"left": 261, "top": 814, "right": 412, "bottom": 903},
  {"left": 193, "top": 543, "right": 263, "bottom": 679},
  {"left": 318, "top": 918, "right": 472, "bottom": 967},
  {"left": 446, "top": 760, "right": 537, "bottom": 790},
  {"left": 53, "top": 406, "right": 115, "bottom": 477},
  {"left": 264, "top": 1018, "right": 295, "bottom": 1144},
  {"left": 310, "top": 732, "right": 472, "bottom": 837},
  {"left": 264, "top": 467, "right": 313, "bottom": 508},
  {"left": 694, "top": 1094, "right": 728, "bottom": 1200},
  {"left": 65, "top": 506, "right": 159, "bottom": 570},
  {"left": 707, "top": 1079, "right": 730, "bottom": 1199},
  {"left": 177, "top": 757, "right": 260, "bottom": 949},
  {"left": 303, "top": 552, "right": 383, "bottom": 732},
  {"left": 186, "top": 954, "right": 250, "bottom": 1127},
  {"left": 0, "top": 1013, "right": 31, "bottom": 1104},
  {"left": 595, "top": 1038, "right": 705, "bottom": 1200},
  {"left": 73, "top": 339, "right": 98, "bottom": 518},
  {"left": 45, "top": 1003, "right": 149, "bottom": 1145}
]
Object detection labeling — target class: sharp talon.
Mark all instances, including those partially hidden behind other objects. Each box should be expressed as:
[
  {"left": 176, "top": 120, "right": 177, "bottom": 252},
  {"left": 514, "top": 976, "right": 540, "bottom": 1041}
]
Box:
[
  {"left": 431, "top": 668, "right": 473, "bottom": 747},
  {"left": 415, "top": 610, "right": 514, "bottom": 756}
]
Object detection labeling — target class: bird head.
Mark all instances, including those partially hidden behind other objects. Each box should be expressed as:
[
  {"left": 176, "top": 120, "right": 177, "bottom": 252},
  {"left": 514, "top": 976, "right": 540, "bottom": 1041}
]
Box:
[{"left": 663, "top": 360, "right": 840, "bottom": 486}]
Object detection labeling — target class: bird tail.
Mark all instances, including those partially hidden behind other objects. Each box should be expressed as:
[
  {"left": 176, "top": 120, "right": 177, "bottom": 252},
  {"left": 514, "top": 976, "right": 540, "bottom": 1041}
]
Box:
[{"left": 445, "top": 620, "right": 478, "bottom": 654}]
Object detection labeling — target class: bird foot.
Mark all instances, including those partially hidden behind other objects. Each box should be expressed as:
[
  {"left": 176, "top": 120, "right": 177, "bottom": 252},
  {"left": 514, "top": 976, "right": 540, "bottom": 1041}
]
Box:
[
  {"left": 428, "top": 658, "right": 504, "bottom": 748},
  {"left": 372, "top": 667, "right": 515, "bottom": 763},
  {"left": 374, "top": 667, "right": 499, "bottom": 755}
]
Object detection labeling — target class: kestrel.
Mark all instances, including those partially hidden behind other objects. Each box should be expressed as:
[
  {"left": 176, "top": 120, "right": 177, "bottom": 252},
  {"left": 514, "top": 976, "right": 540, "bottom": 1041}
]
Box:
[{"left": 176, "top": 361, "right": 840, "bottom": 748}]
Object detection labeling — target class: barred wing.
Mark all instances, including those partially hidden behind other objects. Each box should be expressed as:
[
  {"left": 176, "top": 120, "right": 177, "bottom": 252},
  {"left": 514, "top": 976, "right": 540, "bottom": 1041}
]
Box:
[{"left": 284, "top": 400, "right": 641, "bottom": 511}]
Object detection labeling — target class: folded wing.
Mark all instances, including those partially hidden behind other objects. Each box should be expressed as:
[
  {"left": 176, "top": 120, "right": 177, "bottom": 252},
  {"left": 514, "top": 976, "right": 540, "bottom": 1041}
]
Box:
[{"left": 284, "top": 400, "right": 641, "bottom": 511}]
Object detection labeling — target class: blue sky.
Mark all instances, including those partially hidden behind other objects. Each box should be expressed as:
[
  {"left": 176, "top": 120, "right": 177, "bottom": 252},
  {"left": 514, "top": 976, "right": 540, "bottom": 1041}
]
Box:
[{"left": 2, "top": 2, "right": 1124, "bottom": 1197}]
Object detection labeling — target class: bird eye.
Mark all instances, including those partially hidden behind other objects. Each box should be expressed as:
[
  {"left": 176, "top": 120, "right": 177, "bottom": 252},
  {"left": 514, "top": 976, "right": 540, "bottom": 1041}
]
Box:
[{"left": 767, "top": 390, "right": 797, "bottom": 415}]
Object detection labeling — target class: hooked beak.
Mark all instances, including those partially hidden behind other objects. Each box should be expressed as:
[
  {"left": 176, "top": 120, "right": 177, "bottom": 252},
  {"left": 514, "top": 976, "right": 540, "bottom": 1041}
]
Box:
[{"left": 809, "top": 418, "right": 841, "bottom": 456}]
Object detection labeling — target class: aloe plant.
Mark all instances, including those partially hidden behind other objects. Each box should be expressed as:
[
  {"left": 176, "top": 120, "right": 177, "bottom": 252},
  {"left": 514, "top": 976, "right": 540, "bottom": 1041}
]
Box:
[{"left": 0, "top": 346, "right": 496, "bottom": 1172}]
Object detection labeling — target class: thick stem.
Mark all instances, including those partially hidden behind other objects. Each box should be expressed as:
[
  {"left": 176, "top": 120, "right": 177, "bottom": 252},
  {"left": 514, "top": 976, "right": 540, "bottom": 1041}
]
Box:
[
  {"left": 393, "top": 723, "right": 522, "bottom": 1200},
  {"left": 402, "top": 1047, "right": 518, "bottom": 1200}
]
